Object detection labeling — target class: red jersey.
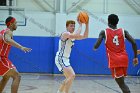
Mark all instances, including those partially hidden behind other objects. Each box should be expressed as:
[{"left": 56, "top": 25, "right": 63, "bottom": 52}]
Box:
[
  {"left": 0, "top": 28, "right": 15, "bottom": 76},
  {"left": 0, "top": 28, "right": 11, "bottom": 57},
  {"left": 105, "top": 28, "right": 128, "bottom": 68}
]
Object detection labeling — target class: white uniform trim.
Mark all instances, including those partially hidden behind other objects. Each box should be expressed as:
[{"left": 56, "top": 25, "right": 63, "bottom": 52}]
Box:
[
  {"left": 113, "top": 68, "right": 125, "bottom": 78},
  {"left": 122, "top": 29, "right": 126, "bottom": 41},
  {"left": 3, "top": 45, "right": 8, "bottom": 56}
]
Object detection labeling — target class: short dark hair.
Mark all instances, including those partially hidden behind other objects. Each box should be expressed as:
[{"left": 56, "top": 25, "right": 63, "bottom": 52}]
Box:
[
  {"left": 66, "top": 20, "right": 75, "bottom": 27},
  {"left": 108, "top": 14, "right": 119, "bottom": 26},
  {"left": 5, "top": 16, "right": 14, "bottom": 25}
]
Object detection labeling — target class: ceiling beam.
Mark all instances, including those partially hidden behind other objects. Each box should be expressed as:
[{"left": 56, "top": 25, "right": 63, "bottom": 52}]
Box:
[
  {"left": 43, "top": 0, "right": 54, "bottom": 10},
  {"left": 66, "top": 0, "right": 84, "bottom": 14}
]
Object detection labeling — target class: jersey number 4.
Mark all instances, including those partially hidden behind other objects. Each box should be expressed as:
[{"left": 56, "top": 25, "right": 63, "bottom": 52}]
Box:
[{"left": 113, "top": 35, "right": 119, "bottom": 45}]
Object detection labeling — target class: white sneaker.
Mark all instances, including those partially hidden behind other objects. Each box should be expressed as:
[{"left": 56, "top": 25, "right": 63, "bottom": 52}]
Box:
[
  {"left": 57, "top": 90, "right": 65, "bottom": 93},
  {"left": 57, "top": 90, "right": 62, "bottom": 93}
]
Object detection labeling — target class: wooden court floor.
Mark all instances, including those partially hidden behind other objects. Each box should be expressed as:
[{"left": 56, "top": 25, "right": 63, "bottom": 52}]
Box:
[{"left": 1, "top": 74, "right": 140, "bottom": 93}]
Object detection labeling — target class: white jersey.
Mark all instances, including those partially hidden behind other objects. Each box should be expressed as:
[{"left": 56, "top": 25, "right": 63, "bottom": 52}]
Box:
[{"left": 56, "top": 37, "right": 74, "bottom": 58}]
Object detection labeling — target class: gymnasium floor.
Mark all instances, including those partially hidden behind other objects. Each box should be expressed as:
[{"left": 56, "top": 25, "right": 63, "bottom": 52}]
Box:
[{"left": 1, "top": 74, "right": 140, "bottom": 93}]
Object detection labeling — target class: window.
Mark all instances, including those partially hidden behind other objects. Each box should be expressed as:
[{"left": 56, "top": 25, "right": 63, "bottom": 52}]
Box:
[{"left": 0, "top": 0, "right": 16, "bottom": 6}]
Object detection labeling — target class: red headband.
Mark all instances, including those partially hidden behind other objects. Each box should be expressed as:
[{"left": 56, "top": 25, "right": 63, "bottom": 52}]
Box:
[{"left": 6, "top": 18, "right": 16, "bottom": 27}]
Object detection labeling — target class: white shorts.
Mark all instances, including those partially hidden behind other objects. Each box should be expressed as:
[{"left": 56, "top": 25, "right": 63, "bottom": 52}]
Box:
[{"left": 55, "top": 56, "right": 70, "bottom": 72}]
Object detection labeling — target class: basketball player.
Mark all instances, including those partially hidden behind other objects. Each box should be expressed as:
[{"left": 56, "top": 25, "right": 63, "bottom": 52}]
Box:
[
  {"left": 93, "top": 14, "right": 138, "bottom": 93},
  {"left": 0, "top": 16, "right": 32, "bottom": 93},
  {"left": 55, "top": 19, "right": 89, "bottom": 93}
]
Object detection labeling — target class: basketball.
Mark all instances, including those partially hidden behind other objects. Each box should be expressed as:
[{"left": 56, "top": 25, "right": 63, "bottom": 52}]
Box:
[{"left": 78, "top": 11, "right": 89, "bottom": 24}]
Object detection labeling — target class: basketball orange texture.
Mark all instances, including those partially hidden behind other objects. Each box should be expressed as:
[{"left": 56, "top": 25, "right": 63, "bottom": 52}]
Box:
[{"left": 78, "top": 11, "right": 89, "bottom": 24}]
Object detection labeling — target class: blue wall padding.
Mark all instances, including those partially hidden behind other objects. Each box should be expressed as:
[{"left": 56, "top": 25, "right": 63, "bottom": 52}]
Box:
[{"left": 8, "top": 36, "right": 140, "bottom": 75}]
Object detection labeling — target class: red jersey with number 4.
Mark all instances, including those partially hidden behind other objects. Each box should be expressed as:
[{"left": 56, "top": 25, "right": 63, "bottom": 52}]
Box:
[{"left": 105, "top": 28, "right": 128, "bottom": 68}]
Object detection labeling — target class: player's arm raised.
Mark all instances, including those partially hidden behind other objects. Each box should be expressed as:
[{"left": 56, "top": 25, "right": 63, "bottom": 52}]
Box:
[
  {"left": 64, "top": 23, "right": 89, "bottom": 40},
  {"left": 93, "top": 30, "right": 105, "bottom": 50},
  {"left": 124, "top": 30, "right": 138, "bottom": 66},
  {"left": 74, "top": 21, "right": 82, "bottom": 35},
  {"left": 4, "top": 30, "right": 32, "bottom": 53}
]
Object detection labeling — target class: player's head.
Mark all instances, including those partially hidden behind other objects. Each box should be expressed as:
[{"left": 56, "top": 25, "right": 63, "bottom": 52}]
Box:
[
  {"left": 5, "top": 16, "right": 17, "bottom": 30},
  {"left": 108, "top": 14, "right": 119, "bottom": 27},
  {"left": 66, "top": 20, "right": 75, "bottom": 33}
]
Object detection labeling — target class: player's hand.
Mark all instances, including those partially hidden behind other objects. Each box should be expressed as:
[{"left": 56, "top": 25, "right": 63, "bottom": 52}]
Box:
[
  {"left": 137, "top": 50, "right": 140, "bottom": 55},
  {"left": 77, "top": 19, "right": 82, "bottom": 26},
  {"left": 77, "top": 16, "right": 82, "bottom": 25},
  {"left": 21, "top": 47, "right": 32, "bottom": 53},
  {"left": 133, "top": 58, "right": 138, "bottom": 66},
  {"left": 85, "top": 17, "right": 89, "bottom": 25}
]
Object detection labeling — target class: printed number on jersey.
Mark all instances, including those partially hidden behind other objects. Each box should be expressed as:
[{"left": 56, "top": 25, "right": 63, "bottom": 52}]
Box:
[{"left": 113, "top": 35, "right": 119, "bottom": 45}]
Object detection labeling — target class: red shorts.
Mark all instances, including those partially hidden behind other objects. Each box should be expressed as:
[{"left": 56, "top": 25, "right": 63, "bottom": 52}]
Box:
[
  {"left": 0, "top": 57, "right": 16, "bottom": 76},
  {"left": 110, "top": 67, "right": 127, "bottom": 78}
]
